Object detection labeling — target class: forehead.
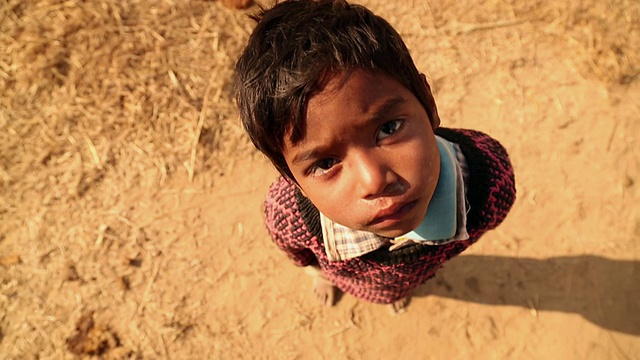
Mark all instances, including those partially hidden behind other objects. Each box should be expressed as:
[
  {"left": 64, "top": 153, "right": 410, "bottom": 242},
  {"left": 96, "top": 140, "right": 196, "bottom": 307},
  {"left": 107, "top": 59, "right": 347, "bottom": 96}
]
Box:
[
  {"left": 308, "top": 70, "right": 402, "bottom": 120},
  {"left": 283, "top": 69, "right": 416, "bottom": 160},
  {"left": 300, "top": 70, "right": 409, "bottom": 136}
]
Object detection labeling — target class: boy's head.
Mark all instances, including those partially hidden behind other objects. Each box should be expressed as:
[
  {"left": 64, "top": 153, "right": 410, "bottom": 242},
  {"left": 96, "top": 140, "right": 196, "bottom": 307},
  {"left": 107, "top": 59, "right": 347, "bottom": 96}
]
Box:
[
  {"left": 235, "top": 0, "right": 442, "bottom": 237},
  {"left": 235, "top": 0, "right": 440, "bottom": 180}
]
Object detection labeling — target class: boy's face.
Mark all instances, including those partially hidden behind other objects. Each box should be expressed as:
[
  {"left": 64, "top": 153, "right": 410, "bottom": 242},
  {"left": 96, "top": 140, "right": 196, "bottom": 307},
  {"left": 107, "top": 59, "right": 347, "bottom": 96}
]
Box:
[{"left": 283, "top": 70, "right": 440, "bottom": 238}]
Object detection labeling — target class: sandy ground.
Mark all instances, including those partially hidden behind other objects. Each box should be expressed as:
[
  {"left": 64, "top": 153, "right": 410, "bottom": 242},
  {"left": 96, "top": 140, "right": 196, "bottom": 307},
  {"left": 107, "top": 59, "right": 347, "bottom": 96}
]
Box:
[{"left": 1, "top": 0, "right": 639, "bottom": 359}]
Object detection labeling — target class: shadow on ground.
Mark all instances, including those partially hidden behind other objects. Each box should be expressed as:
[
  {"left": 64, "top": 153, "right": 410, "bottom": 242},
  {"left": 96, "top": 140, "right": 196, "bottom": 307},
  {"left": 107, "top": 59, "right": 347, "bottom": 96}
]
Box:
[{"left": 415, "top": 255, "right": 639, "bottom": 335}]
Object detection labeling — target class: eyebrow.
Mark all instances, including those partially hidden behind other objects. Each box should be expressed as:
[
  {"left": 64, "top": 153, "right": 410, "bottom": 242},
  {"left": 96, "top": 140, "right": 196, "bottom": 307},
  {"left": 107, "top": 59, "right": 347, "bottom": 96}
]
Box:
[
  {"left": 291, "top": 96, "right": 406, "bottom": 165},
  {"left": 291, "top": 149, "right": 321, "bottom": 165},
  {"left": 370, "top": 96, "right": 405, "bottom": 124}
]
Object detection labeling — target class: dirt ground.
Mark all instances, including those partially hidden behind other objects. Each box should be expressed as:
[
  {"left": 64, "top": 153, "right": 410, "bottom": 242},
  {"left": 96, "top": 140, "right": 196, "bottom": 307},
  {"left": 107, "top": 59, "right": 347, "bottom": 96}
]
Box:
[{"left": 1, "top": 0, "right": 639, "bottom": 359}]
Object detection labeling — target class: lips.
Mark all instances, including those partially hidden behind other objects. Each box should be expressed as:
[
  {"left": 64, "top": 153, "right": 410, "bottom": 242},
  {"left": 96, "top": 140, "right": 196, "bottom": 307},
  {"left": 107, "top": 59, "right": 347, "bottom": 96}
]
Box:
[{"left": 367, "top": 200, "right": 418, "bottom": 227}]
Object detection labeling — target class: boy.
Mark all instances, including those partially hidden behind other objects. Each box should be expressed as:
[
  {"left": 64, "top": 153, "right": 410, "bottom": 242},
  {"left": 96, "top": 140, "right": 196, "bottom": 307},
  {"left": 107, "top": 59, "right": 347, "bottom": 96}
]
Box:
[{"left": 235, "top": 0, "right": 515, "bottom": 312}]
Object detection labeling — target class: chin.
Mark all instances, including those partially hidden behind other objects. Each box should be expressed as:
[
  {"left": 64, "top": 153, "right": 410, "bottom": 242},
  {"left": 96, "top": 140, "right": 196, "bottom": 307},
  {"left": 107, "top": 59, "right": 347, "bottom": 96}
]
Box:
[
  {"left": 387, "top": 216, "right": 425, "bottom": 238},
  {"left": 372, "top": 225, "right": 416, "bottom": 239},
  {"left": 362, "top": 207, "right": 427, "bottom": 238}
]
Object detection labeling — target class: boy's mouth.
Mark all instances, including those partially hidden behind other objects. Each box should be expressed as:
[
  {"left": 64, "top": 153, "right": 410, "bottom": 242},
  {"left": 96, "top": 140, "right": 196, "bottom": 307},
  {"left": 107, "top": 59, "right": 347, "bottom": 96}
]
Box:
[{"left": 367, "top": 200, "right": 418, "bottom": 227}]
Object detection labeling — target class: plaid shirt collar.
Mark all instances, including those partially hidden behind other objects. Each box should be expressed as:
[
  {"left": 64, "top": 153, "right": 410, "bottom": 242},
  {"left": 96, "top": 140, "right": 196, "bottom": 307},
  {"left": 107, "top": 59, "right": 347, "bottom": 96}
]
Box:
[{"left": 320, "top": 136, "right": 469, "bottom": 262}]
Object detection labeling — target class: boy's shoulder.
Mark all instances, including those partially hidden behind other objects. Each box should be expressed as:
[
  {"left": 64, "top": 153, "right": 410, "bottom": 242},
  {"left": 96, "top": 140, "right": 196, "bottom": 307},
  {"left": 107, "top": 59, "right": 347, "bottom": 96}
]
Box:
[
  {"left": 264, "top": 176, "right": 320, "bottom": 235},
  {"left": 436, "top": 127, "right": 516, "bottom": 233},
  {"left": 436, "top": 127, "right": 502, "bottom": 148},
  {"left": 436, "top": 128, "right": 513, "bottom": 173}
]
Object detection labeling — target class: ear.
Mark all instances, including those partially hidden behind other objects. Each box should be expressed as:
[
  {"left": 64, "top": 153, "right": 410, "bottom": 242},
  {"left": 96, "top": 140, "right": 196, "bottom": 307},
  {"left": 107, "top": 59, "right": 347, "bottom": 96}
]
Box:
[{"left": 419, "top": 73, "right": 441, "bottom": 130}]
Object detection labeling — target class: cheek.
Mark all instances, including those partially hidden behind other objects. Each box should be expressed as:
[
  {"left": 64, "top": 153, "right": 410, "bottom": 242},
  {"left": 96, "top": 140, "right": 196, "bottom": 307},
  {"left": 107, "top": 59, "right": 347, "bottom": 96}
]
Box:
[
  {"left": 405, "top": 136, "right": 437, "bottom": 170},
  {"left": 305, "top": 188, "right": 357, "bottom": 225},
  {"left": 407, "top": 136, "right": 440, "bottom": 189},
  {"left": 302, "top": 185, "right": 345, "bottom": 211}
]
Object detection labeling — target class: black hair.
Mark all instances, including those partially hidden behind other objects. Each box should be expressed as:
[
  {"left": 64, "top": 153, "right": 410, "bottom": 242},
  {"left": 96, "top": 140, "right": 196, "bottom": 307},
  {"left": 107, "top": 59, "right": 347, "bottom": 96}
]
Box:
[{"left": 235, "top": 0, "right": 436, "bottom": 180}]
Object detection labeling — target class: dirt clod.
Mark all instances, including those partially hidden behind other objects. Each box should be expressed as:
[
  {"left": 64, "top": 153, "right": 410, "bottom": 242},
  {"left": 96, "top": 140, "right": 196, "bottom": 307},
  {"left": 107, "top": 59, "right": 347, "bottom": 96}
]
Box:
[{"left": 65, "top": 312, "right": 120, "bottom": 356}]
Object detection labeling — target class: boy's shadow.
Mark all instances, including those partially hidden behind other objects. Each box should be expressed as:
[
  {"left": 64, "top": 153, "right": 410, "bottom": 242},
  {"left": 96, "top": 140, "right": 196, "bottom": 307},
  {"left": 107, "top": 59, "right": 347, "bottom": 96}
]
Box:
[{"left": 414, "top": 255, "right": 639, "bottom": 335}]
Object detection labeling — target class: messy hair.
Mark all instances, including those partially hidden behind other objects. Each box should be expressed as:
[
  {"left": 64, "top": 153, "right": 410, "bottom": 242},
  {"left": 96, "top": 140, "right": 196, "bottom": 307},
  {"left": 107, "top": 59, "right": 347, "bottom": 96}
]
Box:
[{"left": 235, "top": 0, "right": 436, "bottom": 180}]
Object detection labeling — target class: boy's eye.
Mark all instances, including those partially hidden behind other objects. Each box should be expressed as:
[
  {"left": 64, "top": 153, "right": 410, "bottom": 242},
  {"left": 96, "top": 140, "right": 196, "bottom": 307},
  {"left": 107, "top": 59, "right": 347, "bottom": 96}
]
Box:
[
  {"left": 376, "top": 120, "right": 403, "bottom": 141},
  {"left": 309, "top": 158, "right": 339, "bottom": 177}
]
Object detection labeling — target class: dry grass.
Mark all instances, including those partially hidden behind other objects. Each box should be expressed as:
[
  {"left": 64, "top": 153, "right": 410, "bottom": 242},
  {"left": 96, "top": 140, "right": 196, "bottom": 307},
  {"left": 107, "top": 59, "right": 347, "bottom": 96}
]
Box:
[
  {"left": 0, "top": 0, "right": 638, "bottom": 358},
  {"left": 0, "top": 0, "right": 255, "bottom": 357},
  {"left": 0, "top": 0, "right": 253, "bottom": 197},
  {"left": 404, "top": 0, "right": 639, "bottom": 84},
  {"left": 0, "top": 0, "right": 255, "bottom": 264}
]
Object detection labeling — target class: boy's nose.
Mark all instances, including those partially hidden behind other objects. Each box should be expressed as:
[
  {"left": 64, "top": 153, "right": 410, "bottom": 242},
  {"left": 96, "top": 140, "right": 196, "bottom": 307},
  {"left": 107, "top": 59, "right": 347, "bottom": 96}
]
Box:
[{"left": 354, "top": 152, "right": 398, "bottom": 200}]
